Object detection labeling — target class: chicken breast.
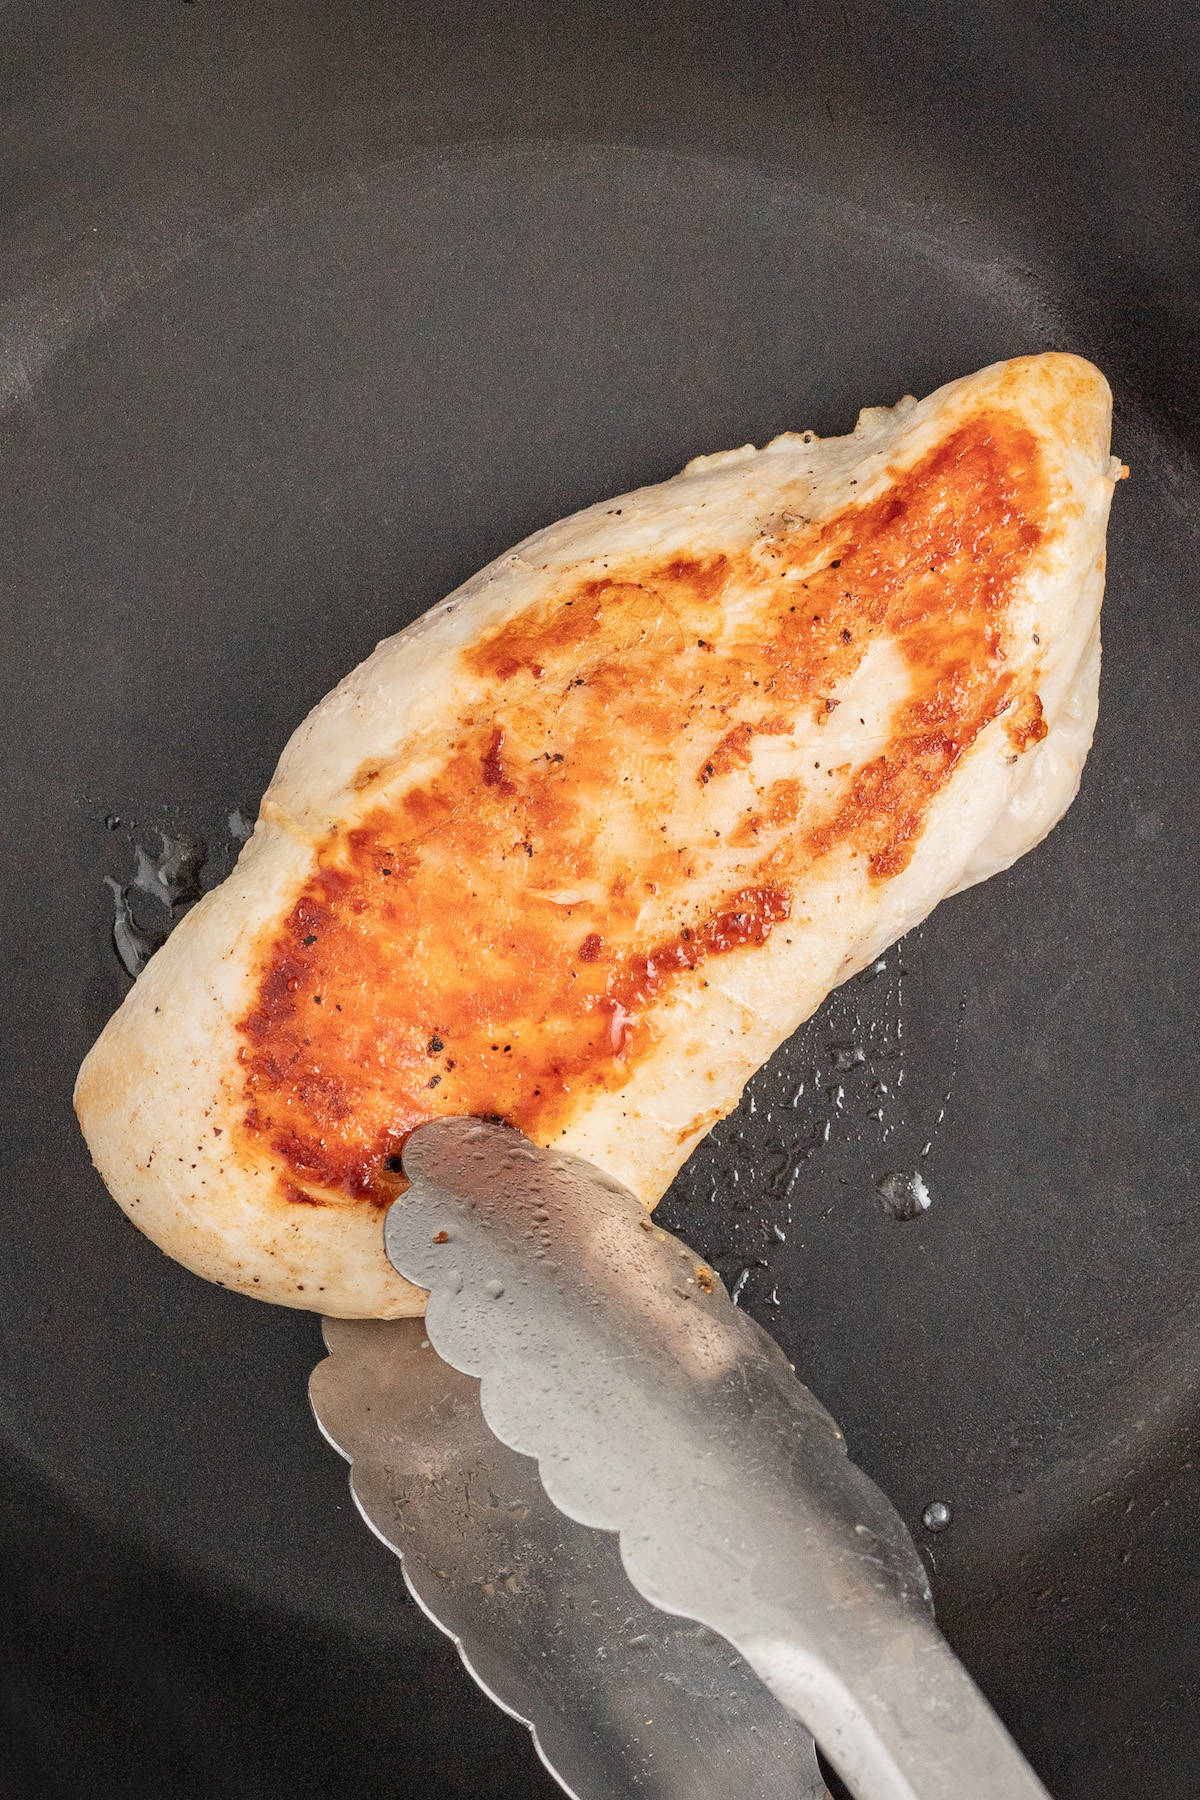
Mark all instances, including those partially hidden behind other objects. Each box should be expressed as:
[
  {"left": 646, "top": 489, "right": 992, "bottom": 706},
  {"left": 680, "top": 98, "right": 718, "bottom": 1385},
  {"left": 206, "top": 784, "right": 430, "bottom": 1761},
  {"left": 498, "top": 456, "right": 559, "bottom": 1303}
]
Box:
[{"left": 75, "top": 353, "right": 1121, "bottom": 1317}]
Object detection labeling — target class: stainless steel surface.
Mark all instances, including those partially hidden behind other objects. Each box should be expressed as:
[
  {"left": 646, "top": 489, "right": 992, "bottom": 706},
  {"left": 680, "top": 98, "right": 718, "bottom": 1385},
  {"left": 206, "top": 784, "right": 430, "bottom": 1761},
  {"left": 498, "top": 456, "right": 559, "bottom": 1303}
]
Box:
[
  {"left": 310, "top": 1315, "right": 829, "bottom": 1800},
  {"left": 385, "top": 1117, "right": 1054, "bottom": 1800}
]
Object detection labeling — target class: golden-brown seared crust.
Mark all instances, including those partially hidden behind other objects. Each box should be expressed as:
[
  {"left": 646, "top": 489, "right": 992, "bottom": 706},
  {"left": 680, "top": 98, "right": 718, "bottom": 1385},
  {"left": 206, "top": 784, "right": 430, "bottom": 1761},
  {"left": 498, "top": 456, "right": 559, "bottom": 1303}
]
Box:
[{"left": 235, "top": 413, "right": 1050, "bottom": 1209}]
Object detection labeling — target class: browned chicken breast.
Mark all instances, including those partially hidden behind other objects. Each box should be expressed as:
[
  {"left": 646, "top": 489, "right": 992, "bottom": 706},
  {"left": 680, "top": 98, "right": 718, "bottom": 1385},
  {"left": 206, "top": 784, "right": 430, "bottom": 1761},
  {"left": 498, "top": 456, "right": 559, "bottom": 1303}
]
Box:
[{"left": 76, "top": 353, "right": 1121, "bottom": 1316}]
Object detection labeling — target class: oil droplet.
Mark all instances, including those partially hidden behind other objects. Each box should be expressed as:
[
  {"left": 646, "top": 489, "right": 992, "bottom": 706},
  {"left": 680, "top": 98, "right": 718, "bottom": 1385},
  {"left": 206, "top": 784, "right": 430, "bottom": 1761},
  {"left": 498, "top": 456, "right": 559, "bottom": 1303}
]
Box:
[
  {"left": 133, "top": 832, "right": 207, "bottom": 910},
  {"left": 874, "top": 1169, "right": 931, "bottom": 1221},
  {"left": 922, "top": 1500, "right": 952, "bottom": 1533},
  {"left": 484, "top": 1277, "right": 505, "bottom": 1299},
  {"left": 104, "top": 830, "right": 211, "bottom": 978},
  {"left": 103, "top": 876, "right": 159, "bottom": 977}
]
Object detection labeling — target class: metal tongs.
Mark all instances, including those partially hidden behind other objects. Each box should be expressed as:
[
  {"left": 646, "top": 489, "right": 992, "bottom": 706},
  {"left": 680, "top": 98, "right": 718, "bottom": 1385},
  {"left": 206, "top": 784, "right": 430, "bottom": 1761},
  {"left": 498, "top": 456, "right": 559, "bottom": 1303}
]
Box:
[{"left": 311, "top": 1118, "right": 1051, "bottom": 1800}]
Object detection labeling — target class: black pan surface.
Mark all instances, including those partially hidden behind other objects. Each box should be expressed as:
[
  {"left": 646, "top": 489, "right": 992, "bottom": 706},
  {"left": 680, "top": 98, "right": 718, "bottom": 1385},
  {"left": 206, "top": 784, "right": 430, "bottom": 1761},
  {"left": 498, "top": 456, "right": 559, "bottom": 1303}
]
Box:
[{"left": 2, "top": 5, "right": 1197, "bottom": 1796}]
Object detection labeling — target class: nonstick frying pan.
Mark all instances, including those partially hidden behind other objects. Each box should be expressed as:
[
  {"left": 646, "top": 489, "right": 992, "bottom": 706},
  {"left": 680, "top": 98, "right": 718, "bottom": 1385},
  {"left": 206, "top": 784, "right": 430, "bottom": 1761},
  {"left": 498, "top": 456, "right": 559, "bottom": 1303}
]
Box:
[{"left": 2, "top": 4, "right": 1197, "bottom": 1796}]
